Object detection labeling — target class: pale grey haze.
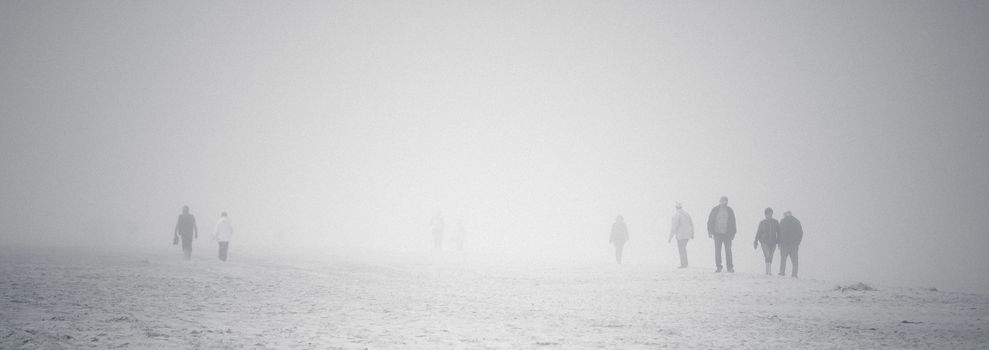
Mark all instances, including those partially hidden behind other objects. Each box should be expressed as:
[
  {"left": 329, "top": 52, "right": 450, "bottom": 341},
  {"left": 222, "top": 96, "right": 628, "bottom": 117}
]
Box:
[{"left": 2, "top": 1, "right": 988, "bottom": 293}]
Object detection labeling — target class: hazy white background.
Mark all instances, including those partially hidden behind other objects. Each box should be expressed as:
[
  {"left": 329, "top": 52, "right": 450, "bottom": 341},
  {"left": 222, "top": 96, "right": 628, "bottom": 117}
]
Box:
[{"left": 2, "top": 1, "right": 988, "bottom": 292}]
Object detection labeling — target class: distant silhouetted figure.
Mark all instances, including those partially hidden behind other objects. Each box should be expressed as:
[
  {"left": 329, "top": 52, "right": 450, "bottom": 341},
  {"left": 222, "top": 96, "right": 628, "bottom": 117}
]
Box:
[
  {"left": 174, "top": 206, "right": 198, "bottom": 260},
  {"left": 430, "top": 212, "right": 445, "bottom": 249},
  {"left": 668, "top": 202, "right": 694, "bottom": 268},
  {"left": 754, "top": 207, "right": 780, "bottom": 275},
  {"left": 778, "top": 211, "right": 803, "bottom": 278},
  {"left": 707, "top": 196, "right": 736, "bottom": 273},
  {"left": 609, "top": 215, "right": 629, "bottom": 264},
  {"left": 451, "top": 219, "right": 465, "bottom": 251},
  {"left": 212, "top": 212, "right": 233, "bottom": 262}
]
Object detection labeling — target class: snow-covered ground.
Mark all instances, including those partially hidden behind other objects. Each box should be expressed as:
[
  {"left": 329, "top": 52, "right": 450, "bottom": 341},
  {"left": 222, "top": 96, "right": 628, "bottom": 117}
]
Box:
[{"left": 2, "top": 245, "right": 987, "bottom": 349}]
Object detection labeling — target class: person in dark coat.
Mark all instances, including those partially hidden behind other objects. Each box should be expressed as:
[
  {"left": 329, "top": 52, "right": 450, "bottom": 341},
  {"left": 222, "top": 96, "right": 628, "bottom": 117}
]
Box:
[
  {"left": 173, "top": 206, "right": 198, "bottom": 260},
  {"left": 707, "top": 196, "right": 737, "bottom": 272},
  {"left": 753, "top": 207, "right": 780, "bottom": 275},
  {"left": 778, "top": 211, "right": 803, "bottom": 278},
  {"left": 609, "top": 215, "right": 629, "bottom": 264}
]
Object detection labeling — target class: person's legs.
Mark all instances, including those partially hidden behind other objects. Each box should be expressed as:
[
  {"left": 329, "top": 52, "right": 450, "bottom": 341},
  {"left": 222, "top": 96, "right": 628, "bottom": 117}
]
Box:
[
  {"left": 791, "top": 245, "right": 799, "bottom": 278},
  {"left": 181, "top": 234, "right": 193, "bottom": 260},
  {"left": 724, "top": 239, "right": 734, "bottom": 272},
  {"left": 761, "top": 243, "right": 773, "bottom": 274},
  {"left": 677, "top": 239, "right": 689, "bottom": 268},
  {"left": 713, "top": 236, "right": 724, "bottom": 271},
  {"left": 779, "top": 245, "right": 790, "bottom": 276},
  {"left": 433, "top": 231, "right": 442, "bottom": 249},
  {"left": 614, "top": 243, "right": 624, "bottom": 264},
  {"left": 218, "top": 242, "right": 229, "bottom": 261}
]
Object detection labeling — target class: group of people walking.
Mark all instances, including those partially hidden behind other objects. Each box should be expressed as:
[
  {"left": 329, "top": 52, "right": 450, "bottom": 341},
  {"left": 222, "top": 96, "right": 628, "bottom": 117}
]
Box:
[
  {"left": 609, "top": 196, "right": 804, "bottom": 277},
  {"left": 753, "top": 206, "right": 804, "bottom": 277},
  {"left": 429, "top": 212, "right": 466, "bottom": 251},
  {"left": 173, "top": 206, "right": 234, "bottom": 261},
  {"left": 171, "top": 199, "right": 802, "bottom": 274}
]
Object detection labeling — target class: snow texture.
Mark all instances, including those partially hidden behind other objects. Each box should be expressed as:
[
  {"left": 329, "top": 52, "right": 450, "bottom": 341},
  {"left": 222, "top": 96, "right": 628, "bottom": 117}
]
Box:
[{"left": 1, "top": 247, "right": 987, "bottom": 349}]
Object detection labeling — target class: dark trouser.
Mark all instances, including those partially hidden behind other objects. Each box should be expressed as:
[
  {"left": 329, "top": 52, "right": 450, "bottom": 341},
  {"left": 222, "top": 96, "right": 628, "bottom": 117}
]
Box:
[
  {"left": 613, "top": 242, "right": 625, "bottom": 264},
  {"left": 780, "top": 245, "right": 799, "bottom": 277},
  {"left": 218, "top": 241, "right": 229, "bottom": 261},
  {"left": 180, "top": 233, "right": 193, "bottom": 260},
  {"left": 677, "top": 239, "right": 689, "bottom": 267},
  {"left": 760, "top": 242, "right": 777, "bottom": 263},
  {"left": 713, "top": 235, "right": 733, "bottom": 270}
]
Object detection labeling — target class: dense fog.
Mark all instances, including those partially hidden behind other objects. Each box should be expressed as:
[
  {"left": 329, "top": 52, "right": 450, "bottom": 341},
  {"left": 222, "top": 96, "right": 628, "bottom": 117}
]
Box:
[{"left": 2, "top": 1, "right": 988, "bottom": 293}]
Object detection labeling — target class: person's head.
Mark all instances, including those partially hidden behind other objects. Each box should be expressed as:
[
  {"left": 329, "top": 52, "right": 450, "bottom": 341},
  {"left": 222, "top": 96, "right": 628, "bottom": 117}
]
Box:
[
  {"left": 616, "top": 215, "right": 624, "bottom": 222},
  {"left": 784, "top": 211, "right": 792, "bottom": 218},
  {"left": 719, "top": 196, "right": 728, "bottom": 206},
  {"left": 221, "top": 211, "right": 228, "bottom": 218},
  {"left": 675, "top": 202, "right": 682, "bottom": 210},
  {"left": 765, "top": 207, "right": 774, "bottom": 218},
  {"left": 182, "top": 206, "right": 189, "bottom": 214}
]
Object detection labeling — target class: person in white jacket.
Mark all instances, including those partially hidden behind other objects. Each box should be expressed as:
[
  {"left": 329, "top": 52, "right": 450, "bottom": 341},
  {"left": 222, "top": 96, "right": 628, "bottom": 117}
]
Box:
[
  {"left": 668, "top": 202, "right": 694, "bottom": 268},
  {"left": 212, "top": 212, "right": 233, "bottom": 262}
]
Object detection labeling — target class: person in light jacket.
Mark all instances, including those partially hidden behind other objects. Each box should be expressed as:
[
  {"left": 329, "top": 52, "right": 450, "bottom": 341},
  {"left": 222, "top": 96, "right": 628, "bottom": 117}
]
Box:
[
  {"left": 753, "top": 207, "right": 779, "bottom": 275},
  {"left": 609, "top": 215, "right": 629, "bottom": 264},
  {"left": 668, "top": 202, "right": 694, "bottom": 268},
  {"left": 707, "top": 196, "right": 737, "bottom": 273},
  {"left": 212, "top": 212, "right": 233, "bottom": 262},
  {"left": 430, "top": 212, "right": 445, "bottom": 249},
  {"left": 778, "top": 211, "right": 803, "bottom": 278}
]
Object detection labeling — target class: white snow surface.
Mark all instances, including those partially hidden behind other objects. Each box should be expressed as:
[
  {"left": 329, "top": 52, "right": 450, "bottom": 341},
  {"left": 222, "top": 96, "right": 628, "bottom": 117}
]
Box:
[{"left": 1, "top": 245, "right": 987, "bottom": 349}]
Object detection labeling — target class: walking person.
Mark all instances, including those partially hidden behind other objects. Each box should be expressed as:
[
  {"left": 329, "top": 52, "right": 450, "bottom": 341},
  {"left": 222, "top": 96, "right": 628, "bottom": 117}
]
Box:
[
  {"left": 778, "top": 211, "right": 803, "bottom": 278},
  {"left": 173, "top": 206, "right": 198, "bottom": 260},
  {"left": 212, "top": 212, "right": 233, "bottom": 262},
  {"left": 668, "top": 202, "right": 694, "bottom": 268},
  {"left": 609, "top": 215, "right": 629, "bottom": 264},
  {"left": 430, "top": 212, "right": 445, "bottom": 249},
  {"left": 451, "top": 219, "right": 466, "bottom": 251},
  {"left": 753, "top": 208, "right": 780, "bottom": 275},
  {"left": 707, "top": 196, "right": 737, "bottom": 272}
]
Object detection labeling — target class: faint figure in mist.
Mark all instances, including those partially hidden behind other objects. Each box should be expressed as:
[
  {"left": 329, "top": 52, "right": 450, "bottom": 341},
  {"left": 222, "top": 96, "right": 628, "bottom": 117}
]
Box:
[
  {"left": 707, "top": 196, "right": 736, "bottom": 273},
  {"left": 430, "top": 212, "right": 445, "bottom": 249},
  {"left": 778, "top": 211, "right": 803, "bottom": 278},
  {"left": 668, "top": 202, "right": 694, "bottom": 269},
  {"left": 212, "top": 212, "right": 233, "bottom": 262},
  {"left": 753, "top": 207, "right": 780, "bottom": 275},
  {"left": 173, "top": 206, "right": 198, "bottom": 260},
  {"left": 609, "top": 215, "right": 629, "bottom": 264},
  {"left": 451, "top": 219, "right": 466, "bottom": 251}
]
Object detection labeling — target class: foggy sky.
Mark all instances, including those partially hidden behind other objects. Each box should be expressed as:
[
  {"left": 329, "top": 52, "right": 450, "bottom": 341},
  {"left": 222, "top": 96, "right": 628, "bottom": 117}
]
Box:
[{"left": 2, "top": 1, "right": 988, "bottom": 292}]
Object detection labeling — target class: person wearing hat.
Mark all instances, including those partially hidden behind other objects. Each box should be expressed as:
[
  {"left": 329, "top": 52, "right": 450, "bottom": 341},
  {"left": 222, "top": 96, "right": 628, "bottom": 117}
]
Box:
[
  {"left": 754, "top": 207, "right": 780, "bottom": 275},
  {"left": 212, "top": 212, "right": 234, "bottom": 262},
  {"left": 609, "top": 215, "right": 629, "bottom": 264},
  {"left": 778, "top": 211, "right": 803, "bottom": 278},
  {"left": 668, "top": 202, "right": 694, "bottom": 268},
  {"left": 173, "top": 206, "right": 198, "bottom": 260},
  {"left": 707, "top": 196, "right": 737, "bottom": 273}
]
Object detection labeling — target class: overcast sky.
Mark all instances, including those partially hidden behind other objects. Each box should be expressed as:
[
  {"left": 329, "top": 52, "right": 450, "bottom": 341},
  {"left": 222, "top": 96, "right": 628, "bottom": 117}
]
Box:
[{"left": 2, "top": 1, "right": 988, "bottom": 292}]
